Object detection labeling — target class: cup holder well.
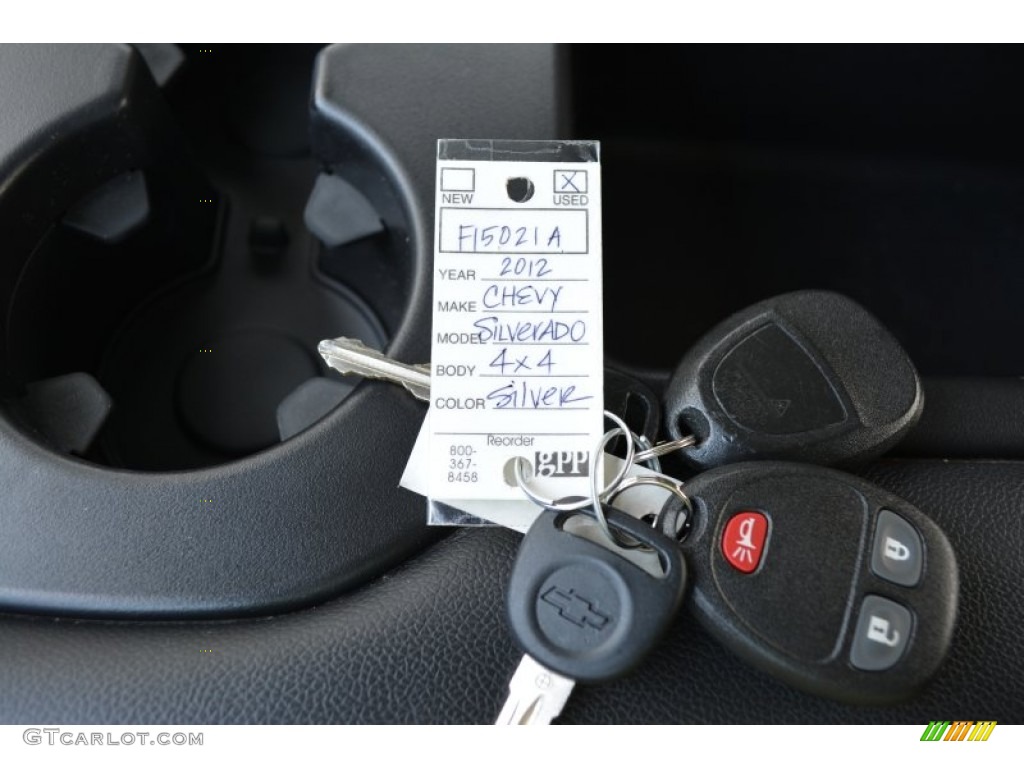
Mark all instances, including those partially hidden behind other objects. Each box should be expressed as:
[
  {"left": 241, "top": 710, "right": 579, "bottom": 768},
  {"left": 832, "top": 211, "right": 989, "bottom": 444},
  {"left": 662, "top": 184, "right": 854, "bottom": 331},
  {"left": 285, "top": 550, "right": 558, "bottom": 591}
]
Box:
[
  {"left": 0, "top": 43, "right": 557, "bottom": 618},
  {"left": 3, "top": 45, "right": 413, "bottom": 471}
]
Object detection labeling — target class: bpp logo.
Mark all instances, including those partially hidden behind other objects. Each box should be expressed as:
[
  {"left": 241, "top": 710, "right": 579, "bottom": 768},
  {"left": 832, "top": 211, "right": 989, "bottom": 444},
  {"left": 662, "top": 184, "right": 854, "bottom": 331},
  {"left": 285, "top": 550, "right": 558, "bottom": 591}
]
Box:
[{"left": 535, "top": 451, "right": 590, "bottom": 478}]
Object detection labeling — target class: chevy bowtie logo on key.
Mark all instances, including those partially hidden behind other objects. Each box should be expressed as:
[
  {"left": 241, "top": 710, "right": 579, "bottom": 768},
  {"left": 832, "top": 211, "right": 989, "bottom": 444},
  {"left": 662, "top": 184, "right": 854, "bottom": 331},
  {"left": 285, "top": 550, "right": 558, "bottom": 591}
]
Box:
[{"left": 541, "top": 587, "right": 611, "bottom": 631}]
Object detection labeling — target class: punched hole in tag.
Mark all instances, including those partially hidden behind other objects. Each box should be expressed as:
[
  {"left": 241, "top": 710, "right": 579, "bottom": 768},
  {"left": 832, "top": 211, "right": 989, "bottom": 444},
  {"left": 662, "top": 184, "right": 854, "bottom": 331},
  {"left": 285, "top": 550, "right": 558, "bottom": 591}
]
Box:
[
  {"left": 506, "top": 177, "right": 535, "bottom": 203},
  {"left": 503, "top": 456, "right": 532, "bottom": 488}
]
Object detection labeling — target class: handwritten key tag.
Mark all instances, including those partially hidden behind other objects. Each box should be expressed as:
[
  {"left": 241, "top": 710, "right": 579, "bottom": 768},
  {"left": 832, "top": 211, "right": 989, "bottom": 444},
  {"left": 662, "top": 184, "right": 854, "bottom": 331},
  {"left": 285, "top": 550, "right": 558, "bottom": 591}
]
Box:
[{"left": 428, "top": 139, "right": 603, "bottom": 502}]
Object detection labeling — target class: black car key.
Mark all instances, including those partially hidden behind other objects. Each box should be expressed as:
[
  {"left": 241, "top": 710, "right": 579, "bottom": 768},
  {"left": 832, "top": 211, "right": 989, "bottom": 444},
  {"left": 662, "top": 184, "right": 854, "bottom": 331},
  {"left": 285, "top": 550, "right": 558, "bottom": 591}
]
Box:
[
  {"left": 497, "top": 504, "right": 687, "bottom": 724},
  {"left": 681, "top": 461, "right": 957, "bottom": 705},
  {"left": 664, "top": 291, "right": 923, "bottom": 469}
]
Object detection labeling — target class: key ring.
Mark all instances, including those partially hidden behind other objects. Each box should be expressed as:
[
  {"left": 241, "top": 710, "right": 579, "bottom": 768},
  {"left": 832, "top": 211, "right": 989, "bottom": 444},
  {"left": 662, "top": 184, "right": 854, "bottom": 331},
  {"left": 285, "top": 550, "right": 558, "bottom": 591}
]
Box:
[
  {"left": 633, "top": 434, "right": 699, "bottom": 463},
  {"left": 596, "top": 473, "right": 694, "bottom": 550},
  {"left": 632, "top": 433, "right": 662, "bottom": 473},
  {"left": 513, "top": 410, "right": 636, "bottom": 513},
  {"left": 607, "top": 474, "right": 694, "bottom": 538},
  {"left": 588, "top": 414, "right": 639, "bottom": 546}
]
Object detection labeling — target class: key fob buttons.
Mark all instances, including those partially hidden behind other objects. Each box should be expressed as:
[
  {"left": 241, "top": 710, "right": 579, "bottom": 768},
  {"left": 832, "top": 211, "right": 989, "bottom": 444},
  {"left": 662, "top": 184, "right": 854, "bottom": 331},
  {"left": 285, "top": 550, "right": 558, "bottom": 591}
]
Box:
[
  {"left": 683, "top": 463, "right": 958, "bottom": 704},
  {"left": 721, "top": 510, "right": 769, "bottom": 574},
  {"left": 850, "top": 595, "right": 914, "bottom": 671},
  {"left": 870, "top": 509, "right": 924, "bottom": 587}
]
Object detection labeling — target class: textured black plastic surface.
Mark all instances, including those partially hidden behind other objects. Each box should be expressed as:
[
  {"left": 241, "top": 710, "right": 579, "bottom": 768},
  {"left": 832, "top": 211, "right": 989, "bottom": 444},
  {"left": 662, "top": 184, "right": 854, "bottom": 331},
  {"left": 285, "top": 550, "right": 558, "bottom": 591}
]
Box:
[
  {"left": 900, "top": 377, "right": 1024, "bottom": 458},
  {"left": 506, "top": 506, "right": 686, "bottom": 683},
  {"left": 0, "top": 459, "right": 1017, "bottom": 724},
  {"left": 681, "top": 462, "right": 958, "bottom": 705},
  {"left": 666, "top": 291, "right": 924, "bottom": 469}
]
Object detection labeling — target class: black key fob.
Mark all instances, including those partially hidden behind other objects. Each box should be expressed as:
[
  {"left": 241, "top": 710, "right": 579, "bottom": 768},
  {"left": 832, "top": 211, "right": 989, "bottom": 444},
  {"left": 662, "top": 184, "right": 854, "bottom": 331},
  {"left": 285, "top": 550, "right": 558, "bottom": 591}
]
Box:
[
  {"left": 681, "top": 461, "right": 958, "bottom": 705},
  {"left": 665, "top": 290, "right": 923, "bottom": 469}
]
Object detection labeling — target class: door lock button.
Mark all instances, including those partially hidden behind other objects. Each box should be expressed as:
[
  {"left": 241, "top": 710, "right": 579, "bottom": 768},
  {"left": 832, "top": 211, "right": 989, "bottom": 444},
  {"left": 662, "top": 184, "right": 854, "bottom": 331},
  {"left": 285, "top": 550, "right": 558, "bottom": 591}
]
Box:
[{"left": 871, "top": 509, "right": 923, "bottom": 587}]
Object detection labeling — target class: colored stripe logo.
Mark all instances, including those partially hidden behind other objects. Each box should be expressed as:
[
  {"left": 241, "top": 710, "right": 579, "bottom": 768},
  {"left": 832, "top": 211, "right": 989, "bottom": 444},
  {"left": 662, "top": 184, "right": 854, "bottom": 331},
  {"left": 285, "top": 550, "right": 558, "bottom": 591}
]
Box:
[{"left": 920, "top": 721, "right": 997, "bottom": 741}]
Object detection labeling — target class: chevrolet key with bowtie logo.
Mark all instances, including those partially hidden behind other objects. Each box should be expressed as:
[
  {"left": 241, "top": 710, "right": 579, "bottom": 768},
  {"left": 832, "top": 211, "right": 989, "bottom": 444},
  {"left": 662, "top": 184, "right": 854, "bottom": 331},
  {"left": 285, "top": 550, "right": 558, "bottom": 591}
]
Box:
[{"left": 496, "top": 503, "right": 687, "bottom": 724}]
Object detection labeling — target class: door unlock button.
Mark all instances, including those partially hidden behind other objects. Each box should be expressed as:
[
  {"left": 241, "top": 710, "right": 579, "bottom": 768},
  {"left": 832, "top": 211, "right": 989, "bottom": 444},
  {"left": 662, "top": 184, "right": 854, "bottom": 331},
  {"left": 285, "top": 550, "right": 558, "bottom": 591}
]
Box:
[
  {"left": 871, "top": 510, "right": 923, "bottom": 587},
  {"left": 850, "top": 595, "right": 913, "bottom": 671}
]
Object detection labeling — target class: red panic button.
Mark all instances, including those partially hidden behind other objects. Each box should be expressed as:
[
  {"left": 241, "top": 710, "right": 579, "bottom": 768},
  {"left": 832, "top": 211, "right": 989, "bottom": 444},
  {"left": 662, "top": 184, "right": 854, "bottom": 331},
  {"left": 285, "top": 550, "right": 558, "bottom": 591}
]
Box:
[{"left": 722, "top": 511, "right": 768, "bottom": 573}]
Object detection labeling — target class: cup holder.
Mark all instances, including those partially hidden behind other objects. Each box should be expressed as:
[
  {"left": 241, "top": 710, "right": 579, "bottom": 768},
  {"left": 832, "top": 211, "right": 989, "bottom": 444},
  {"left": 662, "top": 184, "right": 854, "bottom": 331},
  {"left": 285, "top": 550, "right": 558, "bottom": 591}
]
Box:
[
  {"left": 2, "top": 45, "right": 411, "bottom": 471},
  {"left": 0, "top": 42, "right": 555, "bottom": 617}
]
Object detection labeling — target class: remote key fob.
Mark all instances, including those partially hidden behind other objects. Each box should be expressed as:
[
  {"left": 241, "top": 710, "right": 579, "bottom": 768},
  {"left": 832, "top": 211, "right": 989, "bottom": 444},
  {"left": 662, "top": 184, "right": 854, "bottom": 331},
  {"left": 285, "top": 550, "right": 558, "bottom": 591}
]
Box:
[
  {"left": 681, "top": 461, "right": 957, "bottom": 705},
  {"left": 665, "top": 291, "right": 923, "bottom": 469}
]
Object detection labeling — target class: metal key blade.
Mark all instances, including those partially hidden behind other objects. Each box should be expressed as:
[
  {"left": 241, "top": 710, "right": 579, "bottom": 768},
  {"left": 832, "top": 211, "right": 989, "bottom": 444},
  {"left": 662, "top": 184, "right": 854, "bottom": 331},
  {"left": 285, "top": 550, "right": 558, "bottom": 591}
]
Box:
[
  {"left": 318, "top": 337, "right": 430, "bottom": 401},
  {"left": 495, "top": 655, "right": 575, "bottom": 725}
]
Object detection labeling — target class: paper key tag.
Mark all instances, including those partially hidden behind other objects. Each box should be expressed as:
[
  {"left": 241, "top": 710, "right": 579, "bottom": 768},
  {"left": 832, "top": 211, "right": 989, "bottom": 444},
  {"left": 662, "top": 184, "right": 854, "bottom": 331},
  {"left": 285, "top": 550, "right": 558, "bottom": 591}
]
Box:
[
  {"left": 429, "top": 139, "right": 603, "bottom": 500},
  {"left": 403, "top": 411, "right": 680, "bottom": 533}
]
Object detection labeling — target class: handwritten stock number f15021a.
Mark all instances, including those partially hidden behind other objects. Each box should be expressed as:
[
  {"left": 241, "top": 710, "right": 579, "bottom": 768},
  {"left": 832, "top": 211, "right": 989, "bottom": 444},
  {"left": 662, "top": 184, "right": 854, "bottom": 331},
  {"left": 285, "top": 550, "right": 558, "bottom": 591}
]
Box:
[
  {"left": 438, "top": 208, "right": 588, "bottom": 255},
  {"left": 456, "top": 224, "right": 562, "bottom": 252}
]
